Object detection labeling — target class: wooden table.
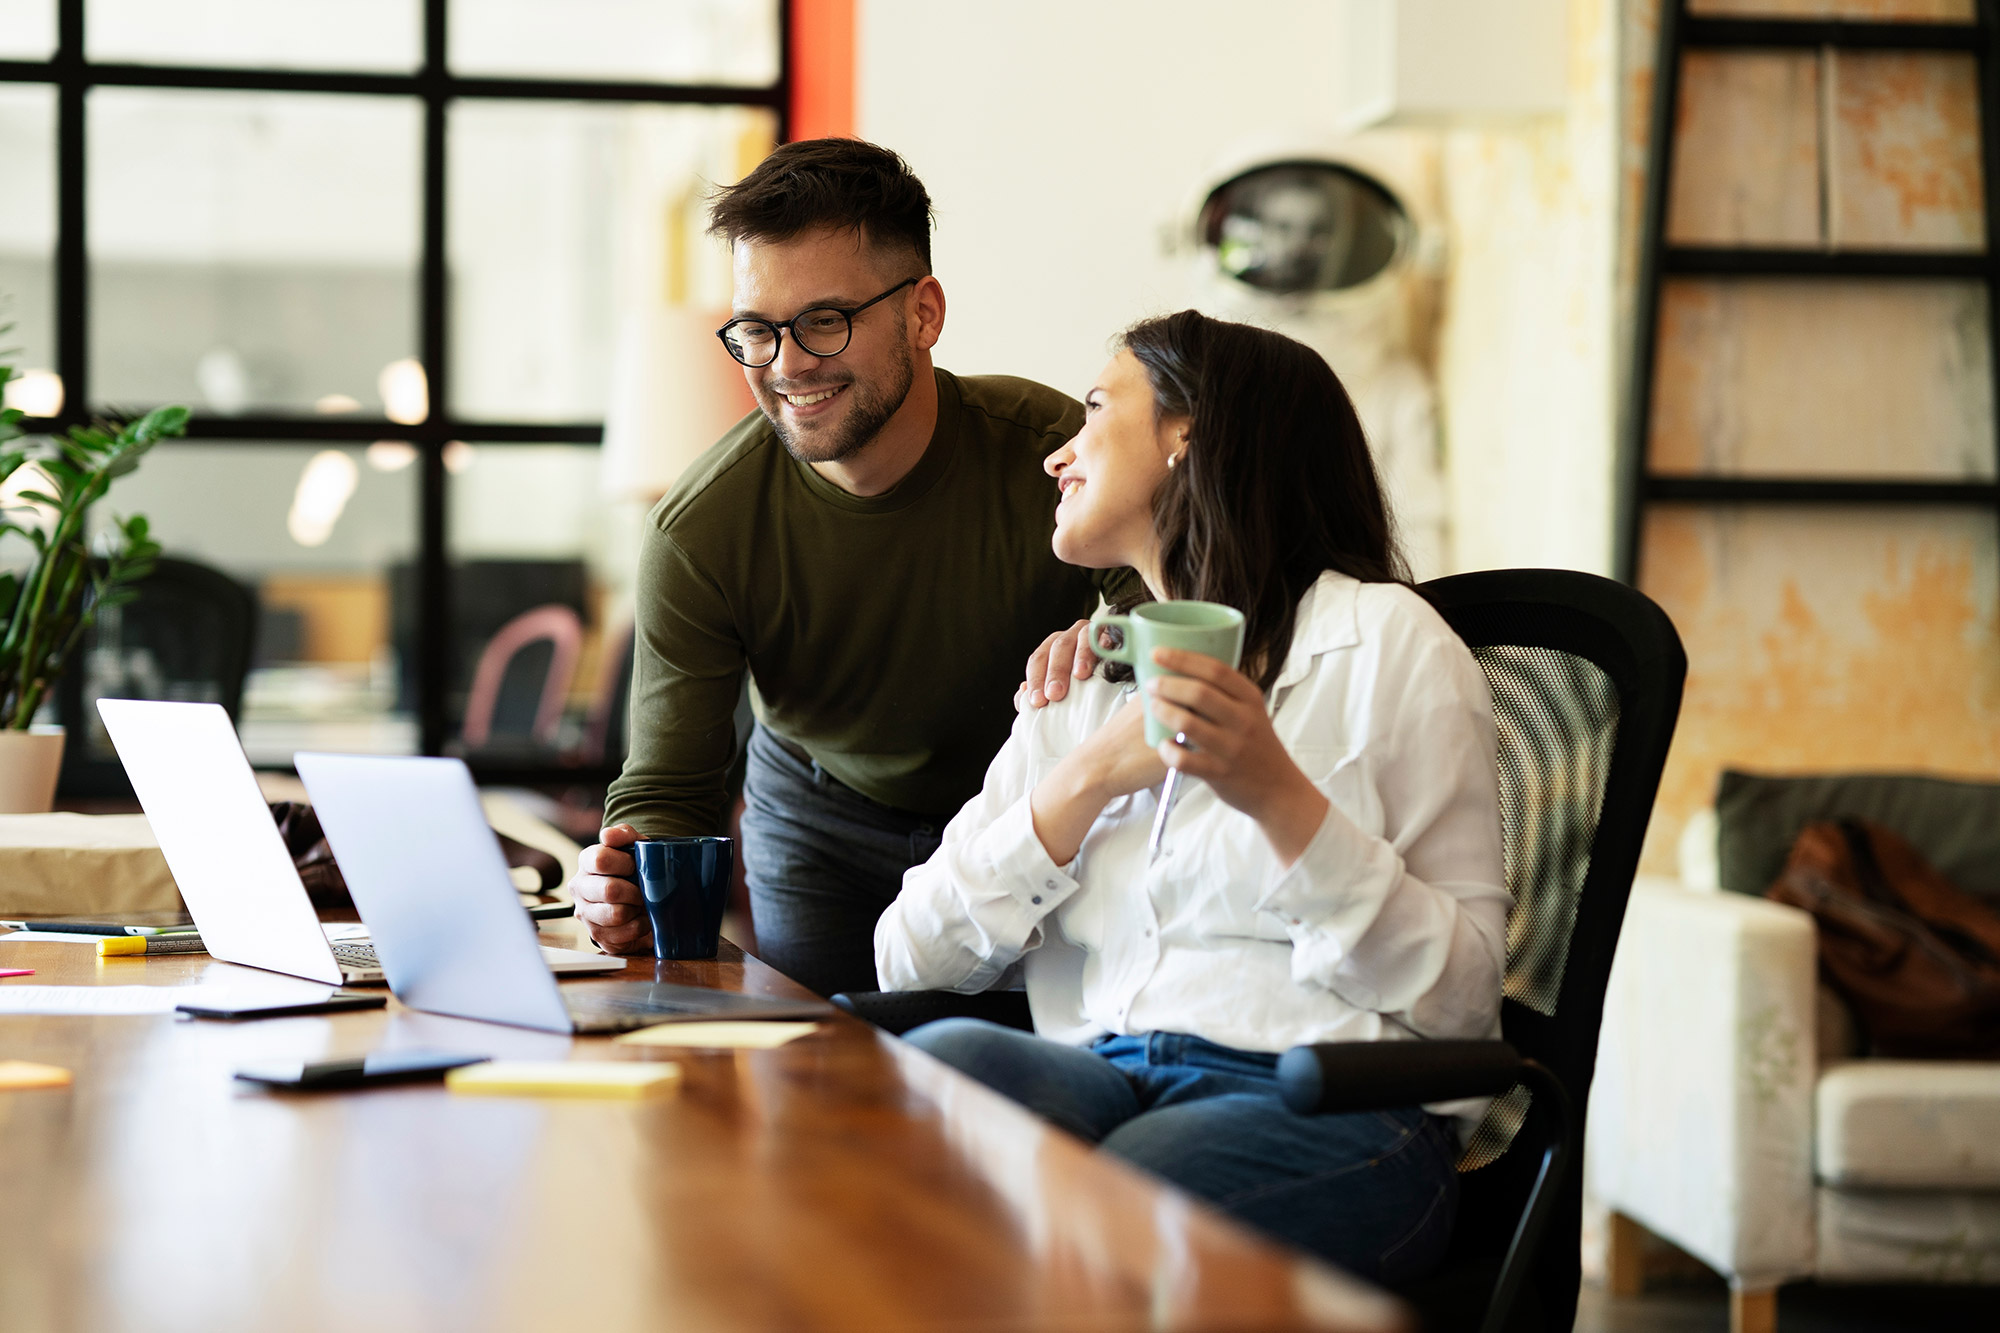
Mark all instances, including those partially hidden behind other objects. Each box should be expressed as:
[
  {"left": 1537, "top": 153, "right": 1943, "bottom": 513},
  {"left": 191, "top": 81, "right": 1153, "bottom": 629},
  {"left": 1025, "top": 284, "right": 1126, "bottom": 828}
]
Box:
[{"left": 0, "top": 922, "right": 1407, "bottom": 1333}]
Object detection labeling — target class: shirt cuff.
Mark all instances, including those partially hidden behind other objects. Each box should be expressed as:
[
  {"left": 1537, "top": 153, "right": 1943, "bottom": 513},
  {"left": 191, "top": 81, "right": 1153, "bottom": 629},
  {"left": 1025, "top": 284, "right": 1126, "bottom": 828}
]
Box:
[
  {"left": 979, "top": 791, "right": 1082, "bottom": 918},
  {"left": 1254, "top": 801, "right": 1402, "bottom": 941}
]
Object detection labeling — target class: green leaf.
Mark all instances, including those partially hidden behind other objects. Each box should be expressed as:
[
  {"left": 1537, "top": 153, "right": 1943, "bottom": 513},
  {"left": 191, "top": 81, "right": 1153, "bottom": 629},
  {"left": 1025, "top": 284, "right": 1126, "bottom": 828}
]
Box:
[{"left": 138, "top": 404, "right": 191, "bottom": 440}]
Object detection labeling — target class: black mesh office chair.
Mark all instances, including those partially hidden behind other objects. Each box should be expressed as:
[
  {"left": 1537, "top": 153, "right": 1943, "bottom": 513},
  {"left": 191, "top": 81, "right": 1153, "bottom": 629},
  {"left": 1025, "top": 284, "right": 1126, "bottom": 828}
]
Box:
[
  {"left": 55, "top": 556, "right": 259, "bottom": 799},
  {"left": 834, "top": 569, "right": 1686, "bottom": 1333}
]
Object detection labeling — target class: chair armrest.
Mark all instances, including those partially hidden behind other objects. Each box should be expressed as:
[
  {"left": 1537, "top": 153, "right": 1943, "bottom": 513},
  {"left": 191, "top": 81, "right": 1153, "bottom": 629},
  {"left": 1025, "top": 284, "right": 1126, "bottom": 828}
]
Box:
[
  {"left": 1281, "top": 1039, "right": 1571, "bottom": 1333},
  {"left": 1276, "top": 1039, "right": 1527, "bottom": 1113},
  {"left": 829, "top": 989, "right": 1034, "bottom": 1036},
  {"left": 1586, "top": 876, "right": 1817, "bottom": 1285}
]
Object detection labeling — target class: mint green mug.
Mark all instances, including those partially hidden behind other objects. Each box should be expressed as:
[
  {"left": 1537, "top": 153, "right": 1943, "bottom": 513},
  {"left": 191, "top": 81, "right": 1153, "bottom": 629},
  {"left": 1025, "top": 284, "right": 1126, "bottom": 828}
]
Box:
[{"left": 1089, "top": 600, "right": 1247, "bottom": 745}]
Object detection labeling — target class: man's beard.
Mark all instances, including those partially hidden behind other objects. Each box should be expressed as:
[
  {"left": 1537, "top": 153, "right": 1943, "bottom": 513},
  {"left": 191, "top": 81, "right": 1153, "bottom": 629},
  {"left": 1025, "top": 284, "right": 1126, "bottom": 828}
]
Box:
[{"left": 761, "top": 335, "right": 916, "bottom": 466}]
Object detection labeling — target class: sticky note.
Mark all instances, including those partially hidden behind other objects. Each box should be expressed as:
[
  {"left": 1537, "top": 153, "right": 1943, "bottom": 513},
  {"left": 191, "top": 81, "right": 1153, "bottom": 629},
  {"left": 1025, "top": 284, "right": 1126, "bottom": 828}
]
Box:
[
  {"left": 615, "top": 1021, "right": 820, "bottom": 1050},
  {"left": 0, "top": 1060, "right": 72, "bottom": 1090},
  {"left": 445, "top": 1060, "right": 681, "bottom": 1100}
]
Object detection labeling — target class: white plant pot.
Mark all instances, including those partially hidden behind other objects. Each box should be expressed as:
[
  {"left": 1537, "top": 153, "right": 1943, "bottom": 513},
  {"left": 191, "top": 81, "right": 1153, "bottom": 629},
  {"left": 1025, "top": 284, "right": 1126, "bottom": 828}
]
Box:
[{"left": 0, "top": 725, "right": 66, "bottom": 814}]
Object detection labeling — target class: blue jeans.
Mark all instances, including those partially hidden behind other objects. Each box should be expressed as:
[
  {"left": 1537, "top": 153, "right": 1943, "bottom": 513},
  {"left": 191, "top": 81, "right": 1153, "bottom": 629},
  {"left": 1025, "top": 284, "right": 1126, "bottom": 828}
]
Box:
[
  {"left": 739, "top": 726, "right": 943, "bottom": 999},
  {"left": 905, "top": 1018, "right": 1460, "bottom": 1284}
]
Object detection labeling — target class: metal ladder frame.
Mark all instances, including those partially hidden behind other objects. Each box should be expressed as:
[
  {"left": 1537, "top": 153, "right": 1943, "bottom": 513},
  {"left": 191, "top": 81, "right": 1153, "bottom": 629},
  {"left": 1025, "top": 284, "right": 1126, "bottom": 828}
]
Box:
[{"left": 1617, "top": 0, "right": 2000, "bottom": 579}]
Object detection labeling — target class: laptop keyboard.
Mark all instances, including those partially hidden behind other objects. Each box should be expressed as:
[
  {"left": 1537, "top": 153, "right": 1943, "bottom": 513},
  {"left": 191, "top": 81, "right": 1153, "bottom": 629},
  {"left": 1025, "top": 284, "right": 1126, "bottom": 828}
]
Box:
[{"left": 330, "top": 941, "right": 380, "bottom": 970}]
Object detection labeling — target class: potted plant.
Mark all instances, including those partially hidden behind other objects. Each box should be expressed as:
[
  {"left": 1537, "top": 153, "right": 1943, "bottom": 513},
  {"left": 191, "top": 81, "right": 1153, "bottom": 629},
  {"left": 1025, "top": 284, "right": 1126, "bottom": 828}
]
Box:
[{"left": 0, "top": 359, "right": 181, "bottom": 812}]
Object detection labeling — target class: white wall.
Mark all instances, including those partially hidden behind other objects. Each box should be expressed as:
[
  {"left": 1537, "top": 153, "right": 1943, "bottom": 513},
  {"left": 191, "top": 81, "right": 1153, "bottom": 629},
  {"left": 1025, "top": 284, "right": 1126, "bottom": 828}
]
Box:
[
  {"left": 858, "top": 0, "right": 1348, "bottom": 398},
  {"left": 858, "top": 0, "right": 1621, "bottom": 575}
]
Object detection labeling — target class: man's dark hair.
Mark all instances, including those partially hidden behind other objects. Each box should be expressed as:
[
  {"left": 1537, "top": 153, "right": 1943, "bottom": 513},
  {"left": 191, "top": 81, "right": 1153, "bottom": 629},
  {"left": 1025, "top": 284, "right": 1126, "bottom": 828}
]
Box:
[{"left": 707, "top": 138, "right": 934, "bottom": 273}]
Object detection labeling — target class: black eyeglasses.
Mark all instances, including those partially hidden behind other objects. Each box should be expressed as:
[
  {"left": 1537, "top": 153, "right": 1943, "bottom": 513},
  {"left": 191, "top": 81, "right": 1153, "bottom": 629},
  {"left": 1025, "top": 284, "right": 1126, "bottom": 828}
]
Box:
[{"left": 715, "top": 277, "right": 919, "bottom": 368}]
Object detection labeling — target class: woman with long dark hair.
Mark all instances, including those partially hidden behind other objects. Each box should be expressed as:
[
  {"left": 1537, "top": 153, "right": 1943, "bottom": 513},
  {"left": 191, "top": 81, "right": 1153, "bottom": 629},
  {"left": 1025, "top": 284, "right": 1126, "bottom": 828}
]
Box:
[{"left": 874, "top": 310, "right": 1507, "bottom": 1281}]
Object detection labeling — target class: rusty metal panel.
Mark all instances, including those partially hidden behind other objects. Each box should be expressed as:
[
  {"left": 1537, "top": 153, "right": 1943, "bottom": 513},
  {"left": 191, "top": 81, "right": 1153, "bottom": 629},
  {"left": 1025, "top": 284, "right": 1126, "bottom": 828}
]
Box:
[
  {"left": 1689, "top": 0, "right": 1974, "bottom": 19},
  {"left": 1650, "top": 278, "right": 1995, "bottom": 477},
  {"left": 1831, "top": 51, "right": 1985, "bottom": 249},
  {"left": 1669, "top": 51, "right": 1823, "bottom": 246},
  {"left": 1638, "top": 505, "right": 2000, "bottom": 872}
]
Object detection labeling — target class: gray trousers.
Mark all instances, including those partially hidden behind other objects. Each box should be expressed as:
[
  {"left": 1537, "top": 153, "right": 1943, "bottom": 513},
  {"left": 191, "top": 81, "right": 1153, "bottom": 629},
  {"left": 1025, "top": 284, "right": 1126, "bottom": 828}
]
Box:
[{"left": 738, "top": 726, "right": 944, "bottom": 998}]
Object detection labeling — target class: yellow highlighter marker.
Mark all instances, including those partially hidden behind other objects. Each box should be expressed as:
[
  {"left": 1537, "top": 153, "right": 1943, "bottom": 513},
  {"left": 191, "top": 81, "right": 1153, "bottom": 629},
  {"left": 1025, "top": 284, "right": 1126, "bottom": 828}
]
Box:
[
  {"left": 99, "top": 935, "right": 208, "bottom": 957},
  {"left": 445, "top": 1060, "right": 682, "bottom": 1100}
]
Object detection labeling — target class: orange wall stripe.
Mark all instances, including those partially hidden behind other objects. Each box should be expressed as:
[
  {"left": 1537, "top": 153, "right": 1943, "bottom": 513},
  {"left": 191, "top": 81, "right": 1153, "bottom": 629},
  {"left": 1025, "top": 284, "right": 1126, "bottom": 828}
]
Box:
[{"left": 789, "top": 0, "right": 855, "bottom": 141}]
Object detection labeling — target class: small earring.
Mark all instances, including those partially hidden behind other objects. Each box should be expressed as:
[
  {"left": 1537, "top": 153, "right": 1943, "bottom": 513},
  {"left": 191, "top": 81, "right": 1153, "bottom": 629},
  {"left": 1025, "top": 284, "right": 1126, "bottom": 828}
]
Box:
[{"left": 1167, "top": 453, "right": 1183, "bottom": 470}]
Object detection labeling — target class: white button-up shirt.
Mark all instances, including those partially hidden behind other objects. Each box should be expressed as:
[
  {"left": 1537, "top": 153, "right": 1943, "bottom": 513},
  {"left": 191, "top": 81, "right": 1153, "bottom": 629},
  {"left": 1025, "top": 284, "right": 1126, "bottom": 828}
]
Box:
[{"left": 876, "top": 571, "right": 1509, "bottom": 1065}]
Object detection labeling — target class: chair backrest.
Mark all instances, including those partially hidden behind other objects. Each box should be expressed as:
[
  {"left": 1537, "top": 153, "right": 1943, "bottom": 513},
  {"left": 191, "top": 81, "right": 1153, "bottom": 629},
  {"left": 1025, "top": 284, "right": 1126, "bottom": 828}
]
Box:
[
  {"left": 1421, "top": 569, "right": 1685, "bottom": 1332},
  {"left": 460, "top": 604, "right": 584, "bottom": 750},
  {"left": 56, "top": 556, "right": 260, "bottom": 799}
]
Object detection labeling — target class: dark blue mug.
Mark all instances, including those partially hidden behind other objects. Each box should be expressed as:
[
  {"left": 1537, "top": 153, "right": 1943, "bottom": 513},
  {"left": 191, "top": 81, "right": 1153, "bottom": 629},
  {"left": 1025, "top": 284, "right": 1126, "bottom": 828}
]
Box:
[{"left": 631, "top": 836, "right": 734, "bottom": 960}]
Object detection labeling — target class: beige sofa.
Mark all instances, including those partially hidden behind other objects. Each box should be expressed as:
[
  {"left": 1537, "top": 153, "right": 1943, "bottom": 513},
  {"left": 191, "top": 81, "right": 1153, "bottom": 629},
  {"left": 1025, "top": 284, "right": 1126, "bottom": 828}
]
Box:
[{"left": 1588, "top": 811, "right": 2000, "bottom": 1332}]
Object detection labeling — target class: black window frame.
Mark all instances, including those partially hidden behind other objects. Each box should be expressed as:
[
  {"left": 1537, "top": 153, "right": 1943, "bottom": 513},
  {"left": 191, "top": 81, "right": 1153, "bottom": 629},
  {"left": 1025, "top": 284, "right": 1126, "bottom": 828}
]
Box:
[{"left": 0, "top": 0, "right": 791, "bottom": 784}]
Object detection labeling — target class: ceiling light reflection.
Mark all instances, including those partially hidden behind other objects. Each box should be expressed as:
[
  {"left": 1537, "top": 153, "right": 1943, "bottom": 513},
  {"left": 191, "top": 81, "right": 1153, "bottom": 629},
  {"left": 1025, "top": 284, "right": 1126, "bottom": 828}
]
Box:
[
  {"left": 287, "top": 450, "right": 359, "bottom": 548},
  {"left": 2, "top": 369, "right": 64, "bottom": 418},
  {"left": 366, "top": 440, "right": 418, "bottom": 472},
  {"left": 378, "top": 358, "right": 429, "bottom": 425}
]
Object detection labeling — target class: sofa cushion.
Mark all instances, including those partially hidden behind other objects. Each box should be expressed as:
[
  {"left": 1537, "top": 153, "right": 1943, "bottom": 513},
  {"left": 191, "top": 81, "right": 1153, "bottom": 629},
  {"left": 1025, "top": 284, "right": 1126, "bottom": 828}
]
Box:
[
  {"left": 1816, "top": 1061, "right": 2000, "bottom": 1189},
  {"left": 1817, "top": 1187, "right": 2000, "bottom": 1283},
  {"left": 1716, "top": 770, "right": 2000, "bottom": 900}
]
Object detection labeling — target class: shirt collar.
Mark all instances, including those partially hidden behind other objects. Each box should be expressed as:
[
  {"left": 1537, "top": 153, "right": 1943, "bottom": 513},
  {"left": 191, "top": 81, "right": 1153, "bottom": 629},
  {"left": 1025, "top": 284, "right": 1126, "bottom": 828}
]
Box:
[{"left": 1270, "top": 570, "right": 1363, "bottom": 691}]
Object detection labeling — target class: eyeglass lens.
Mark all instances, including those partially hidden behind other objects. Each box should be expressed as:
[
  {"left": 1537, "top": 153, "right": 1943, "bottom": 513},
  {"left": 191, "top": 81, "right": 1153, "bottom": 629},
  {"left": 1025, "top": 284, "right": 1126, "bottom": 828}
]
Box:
[{"left": 723, "top": 308, "right": 853, "bottom": 367}]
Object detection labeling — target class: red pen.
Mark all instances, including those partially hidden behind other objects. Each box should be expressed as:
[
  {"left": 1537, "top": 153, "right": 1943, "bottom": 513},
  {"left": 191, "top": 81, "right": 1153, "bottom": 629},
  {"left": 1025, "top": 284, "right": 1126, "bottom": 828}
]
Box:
[{"left": 0, "top": 969, "right": 33, "bottom": 979}]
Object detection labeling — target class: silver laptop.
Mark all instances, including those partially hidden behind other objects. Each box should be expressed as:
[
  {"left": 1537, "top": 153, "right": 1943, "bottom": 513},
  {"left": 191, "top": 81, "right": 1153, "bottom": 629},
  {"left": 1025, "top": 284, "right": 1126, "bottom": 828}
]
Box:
[
  {"left": 96, "top": 700, "right": 621, "bottom": 987},
  {"left": 294, "top": 752, "right": 831, "bottom": 1034}
]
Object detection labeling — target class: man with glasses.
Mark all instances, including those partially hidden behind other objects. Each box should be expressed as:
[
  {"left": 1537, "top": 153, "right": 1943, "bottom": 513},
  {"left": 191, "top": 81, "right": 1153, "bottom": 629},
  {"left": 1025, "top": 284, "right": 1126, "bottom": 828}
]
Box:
[{"left": 572, "top": 139, "right": 1132, "bottom": 997}]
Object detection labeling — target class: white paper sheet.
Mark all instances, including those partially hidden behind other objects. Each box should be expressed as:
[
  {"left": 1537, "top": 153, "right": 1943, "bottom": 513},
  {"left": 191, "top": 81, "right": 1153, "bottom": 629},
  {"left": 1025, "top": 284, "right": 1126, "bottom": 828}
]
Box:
[
  {"left": 0, "top": 931, "right": 118, "bottom": 944},
  {"left": 614, "top": 1021, "right": 821, "bottom": 1049},
  {"left": 0, "top": 985, "right": 218, "bottom": 1015}
]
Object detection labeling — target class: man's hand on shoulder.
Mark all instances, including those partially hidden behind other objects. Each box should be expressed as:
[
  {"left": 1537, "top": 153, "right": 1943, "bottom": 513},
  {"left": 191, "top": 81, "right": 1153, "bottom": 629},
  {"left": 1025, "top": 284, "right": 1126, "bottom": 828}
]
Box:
[
  {"left": 571, "top": 824, "right": 652, "bottom": 955},
  {"left": 1021, "top": 619, "right": 1099, "bottom": 709}
]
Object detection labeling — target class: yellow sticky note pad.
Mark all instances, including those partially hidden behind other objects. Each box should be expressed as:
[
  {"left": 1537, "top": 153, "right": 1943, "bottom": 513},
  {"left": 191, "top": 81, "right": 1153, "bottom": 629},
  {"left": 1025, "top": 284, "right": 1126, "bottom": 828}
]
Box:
[
  {"left": 445, "top": 1060, "right": 681, "bottom": 1100},
  {"left": 615, "top": 1021, "right": 820, "bottom": 1050},
  {"left": 0, "top": 1060, "right": 73, "bottom": 1091}
]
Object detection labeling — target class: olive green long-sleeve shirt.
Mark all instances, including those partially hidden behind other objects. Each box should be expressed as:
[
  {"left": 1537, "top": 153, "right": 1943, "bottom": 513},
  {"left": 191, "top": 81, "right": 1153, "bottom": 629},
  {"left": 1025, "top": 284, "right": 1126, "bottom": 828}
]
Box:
[{"left": 604, "top": 369, "right": 1131, "bottom": 836}]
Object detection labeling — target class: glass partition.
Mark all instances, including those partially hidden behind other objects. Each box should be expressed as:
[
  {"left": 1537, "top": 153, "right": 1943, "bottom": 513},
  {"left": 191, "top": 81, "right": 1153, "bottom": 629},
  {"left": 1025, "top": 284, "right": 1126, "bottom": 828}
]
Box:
[
  {"left": 87, "top": 88, "right": 422, "bottom": 418},
  {"left": 86, "top": 0, "right": 421, "bottom": 72},
  {"left": 93, "top": 443, "right": 420, "bottom": 766}
]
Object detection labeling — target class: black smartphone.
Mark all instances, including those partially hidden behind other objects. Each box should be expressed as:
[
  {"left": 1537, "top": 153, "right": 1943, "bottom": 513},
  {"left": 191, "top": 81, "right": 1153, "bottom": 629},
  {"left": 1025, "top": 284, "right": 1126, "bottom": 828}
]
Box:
[
  {"left": 525, "top": 900, "right": 576, "bottom": 921},
  {"left": 177, "top": 992, "right": 387, "bottom": 1021},
  {"left": 233, "top": 1049, "right": 492, "bottom": 1090}
]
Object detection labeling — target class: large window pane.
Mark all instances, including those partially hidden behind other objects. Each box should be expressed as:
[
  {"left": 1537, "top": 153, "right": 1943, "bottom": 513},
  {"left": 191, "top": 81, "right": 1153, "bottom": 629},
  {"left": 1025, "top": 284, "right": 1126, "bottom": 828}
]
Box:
[
  {"left": 87, "top": 0, "right": 420, "bottom": 72},
  {"left": 449, "top": 0, "right": 779, "bottom": 86},
  {"left": 444, "top": 443, "right": 628, "bottom": 763},
  {"left": 0, "top": 85, "right": 56, "bottom": 408},
  {"left": 0, "top": 1, "right": 54, "bottom": 59},
  {"left": 448, "top": 100, "right": 772, "bottom": 421},
  {"left": 88, "top": 88, "right": 421, "bottom": 416},
  {"left": 90, "top": 443, "right": 420, "bottom": 766}
]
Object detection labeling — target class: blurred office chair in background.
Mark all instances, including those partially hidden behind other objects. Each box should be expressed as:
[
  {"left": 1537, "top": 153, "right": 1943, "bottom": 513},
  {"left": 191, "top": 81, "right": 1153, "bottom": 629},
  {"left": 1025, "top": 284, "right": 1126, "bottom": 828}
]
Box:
[
  {"left": 56, "top": 555, "right": 260, "bottom": 799},
  {"left": 836, "top": 569, "right": 1686, "bottom": 1333},
  {"left": 459, "top": 603, "right": 583, "bottom": 755}
]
